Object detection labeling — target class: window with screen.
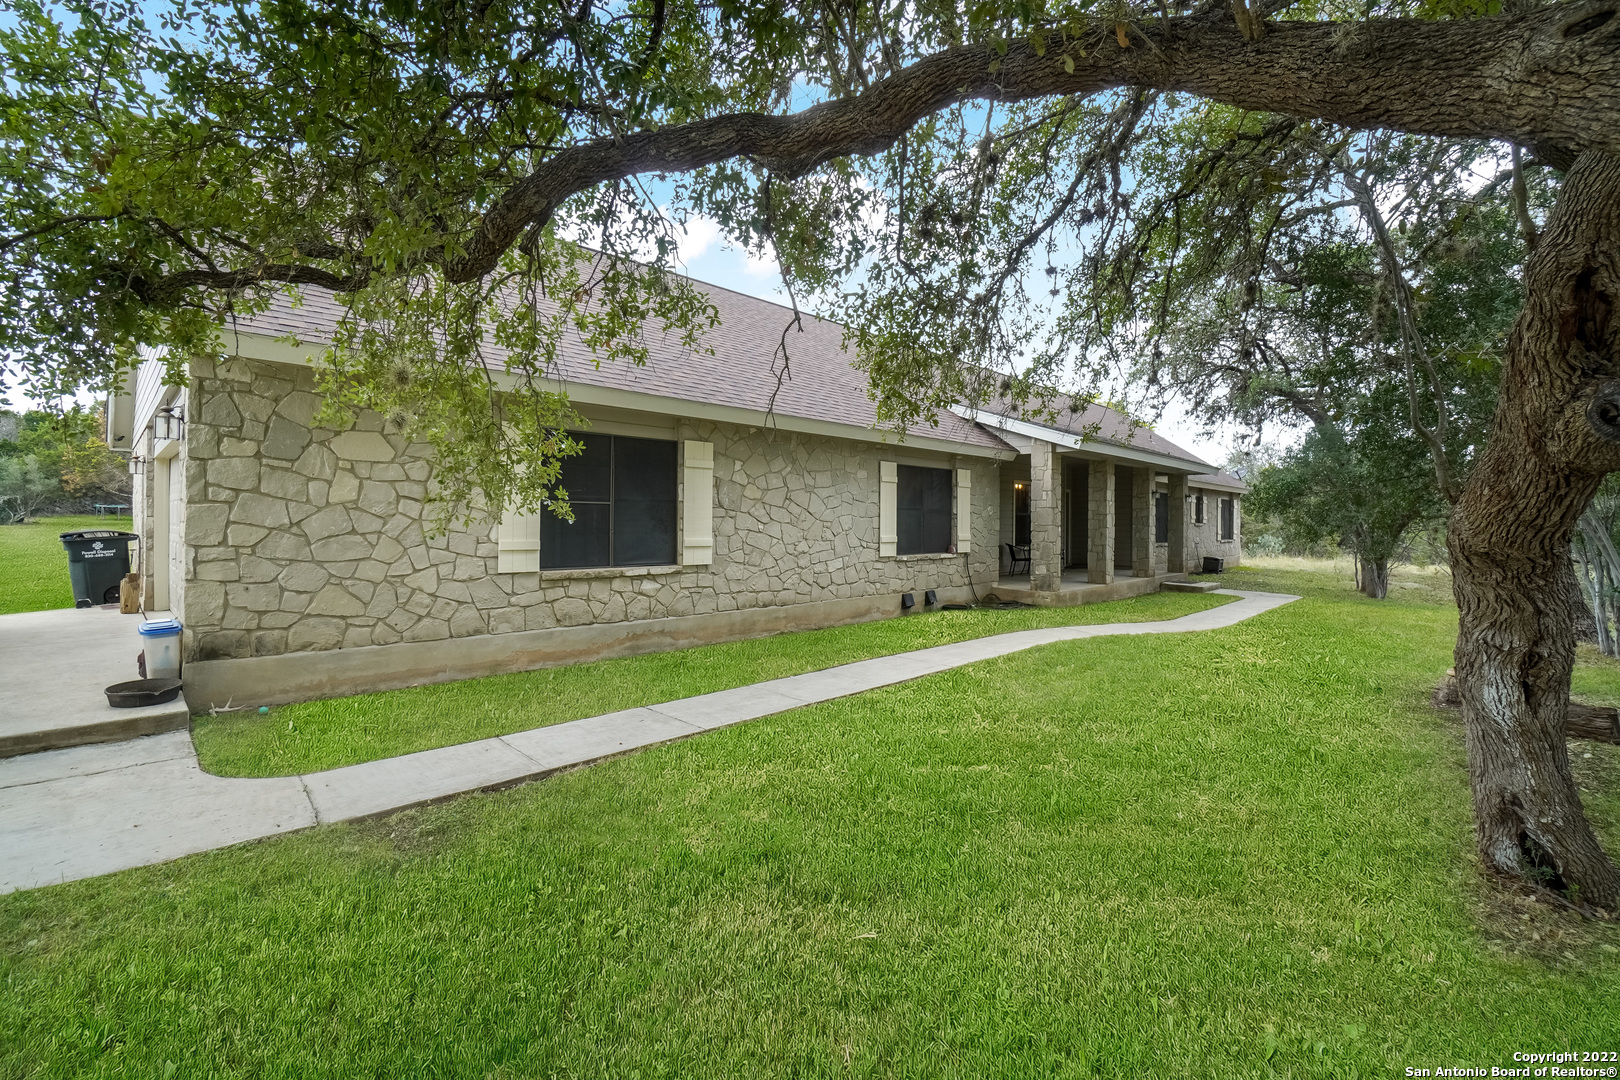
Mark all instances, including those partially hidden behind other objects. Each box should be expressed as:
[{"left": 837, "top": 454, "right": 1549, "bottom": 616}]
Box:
[
  {"left": 540, "top": 434, "right": 677, "bottom": 569},
  {"left": 1220, "top": 497, "right": 1235, "bottom": 541},
  {"left": 1013, "top": 484, "right": 1031, "bottom": 547},
  {"left": 1155, "top": 492, "right": 1169, "bottom": 543},
  {"left": 897, "top": 465, "right": 953, "bottom": 555},
  {"left": 1194, "top": 493, "right": 1205, "bottom": 524}
]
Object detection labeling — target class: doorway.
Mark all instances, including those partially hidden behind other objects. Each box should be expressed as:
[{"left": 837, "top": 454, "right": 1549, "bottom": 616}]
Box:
[
  {"left": 1114, "top": 466, "right": 1133, "bottom": 571},
  {"left": 1064, "top": 460, "right": 1088, "bottom": 568}
]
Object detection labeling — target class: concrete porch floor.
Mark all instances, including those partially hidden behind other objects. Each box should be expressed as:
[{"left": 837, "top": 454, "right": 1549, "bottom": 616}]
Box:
[
  {"left": 989, "top": 571, "right": 1184, "bottom": 606},
  {"left": 0, "top": 606, "right": 191, "bottom": 759}
]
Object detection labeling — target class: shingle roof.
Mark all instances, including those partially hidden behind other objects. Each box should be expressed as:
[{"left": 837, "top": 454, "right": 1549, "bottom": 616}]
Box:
[
  {"left": 972, "top": 387, "right": 1216, "bottom": 470},
  {"left": 1189, "top": 470, "right": 1249, "bottom": 493},
  {"left": 220, "top": 272, "right": 1012, "bottom": 453}
]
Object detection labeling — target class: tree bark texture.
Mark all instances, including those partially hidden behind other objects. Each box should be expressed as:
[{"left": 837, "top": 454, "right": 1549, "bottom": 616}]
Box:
[
  {"left": 1359, "top": 554, "right": 1390, "bottom": 599},
  {"left": 1448, "top": 150, "right": 1620, "bottom": 910},
  {"left": 446, "top": 2, "right": 1620, "bottom": 282}
]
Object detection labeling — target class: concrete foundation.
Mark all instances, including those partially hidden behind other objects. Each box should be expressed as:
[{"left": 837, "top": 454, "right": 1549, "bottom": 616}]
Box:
[
  {"left": 986, "top": 572, "right": 1180, "bottom": 607},
  {"left": 182, "top": 584, "right": 986, "bottom": 709}
]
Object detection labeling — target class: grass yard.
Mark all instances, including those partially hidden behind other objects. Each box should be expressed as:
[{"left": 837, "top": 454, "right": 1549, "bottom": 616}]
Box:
[
  {"left": 5, "top": 561, "right": 1620, "bottom": 1077},
  {"left": 194, "top": 590, "right": 1232, "bottom": 777},
  {"left": 0, "top": 514, "right": 133, "bottom": 615}
]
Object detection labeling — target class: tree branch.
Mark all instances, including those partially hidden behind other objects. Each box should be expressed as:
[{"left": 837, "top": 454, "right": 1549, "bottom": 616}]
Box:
[{"left": 447, "top": 4, "right": 1620, "bottom": 283}]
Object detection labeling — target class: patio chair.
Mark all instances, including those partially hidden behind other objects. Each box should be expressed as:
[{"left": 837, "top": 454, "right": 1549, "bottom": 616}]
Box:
[{"left": 1004, "top": 542, "right": 1031, "bottom": 576}]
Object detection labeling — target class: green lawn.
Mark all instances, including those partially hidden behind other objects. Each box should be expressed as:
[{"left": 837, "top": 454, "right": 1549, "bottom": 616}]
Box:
[
  {"left": 0, "top": 514, "right": 133, "bottom": 615},
  {"left": 195, "top": 591, "right": 1233, "bottom": 777},
  {"left": 5, "top": 561, "right": 1620, "bottom": 1077}
]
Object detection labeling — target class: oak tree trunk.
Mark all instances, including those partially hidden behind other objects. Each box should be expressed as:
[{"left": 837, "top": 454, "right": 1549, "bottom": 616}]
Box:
[
  {"left": 1448, "top": 150, "right": 1620, "bottom": 910},
  {"left": 1360, "top": 555, "right": 1390, "bottom": 599}
]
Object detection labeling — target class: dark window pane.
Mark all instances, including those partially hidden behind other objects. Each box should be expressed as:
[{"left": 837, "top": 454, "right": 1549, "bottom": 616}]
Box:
[
  {"left": 614, "top": 498, "right": 675, "bottom": 565},
  {"left": 611, "top": 436, "right": 676, "bottom": 565},
  {"left": 1155, "top": 492, "right": 1169, "bottom": 543},
  {"left": 613, "top": 437, "right": 676, "bottom": 503},
  {"left": 559, "top": 434, "right": 612, "bottom": 503},
  {"left": 1014, "top": 485, "right": 1031, "bottom": 547},
  {"left": 898, "top": 465, "right": 952, "bottom": 555},
  {"left": 1220, "top": 497, "right": 1235, "bottom": 541},
  {"left": 541, "top": 501, "right": 611, "bottom": 568}
]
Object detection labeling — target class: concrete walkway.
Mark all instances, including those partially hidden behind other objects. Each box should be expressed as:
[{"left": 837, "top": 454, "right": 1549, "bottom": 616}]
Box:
[
  {"left": 0, "top": 606, "right": 190, "bottom": 758},
  {"left": 0, "top": 589, "right": 1297, "bottom": 893}
]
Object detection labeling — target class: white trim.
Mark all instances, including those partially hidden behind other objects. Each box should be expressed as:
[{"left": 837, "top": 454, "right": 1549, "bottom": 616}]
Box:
[
  {"left": 879, "top": 461, "right": 898, "bottom": 558},
  {"left": 681, "top": 440, "right": 715, "bottom": 566},
  {"left": 1191, "top": 475, "right": 1249, "bottom": 494},
  {"left": 496, "top": 511, "right": 541, "bottom": 574},
  {"left": 950, "top": 405, "right": 1210, "bottom": 474},
  {"left": 219, "top": 329, "right": 1016, "bottom": 462},
  {"left": 955, "top": 468, "right": 972, "bottom": 554},
  {"left": 152, "top": 453, "right": 174, "bottom": 609}
]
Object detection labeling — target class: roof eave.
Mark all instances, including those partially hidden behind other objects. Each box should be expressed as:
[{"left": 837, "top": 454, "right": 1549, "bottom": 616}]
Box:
[
  {"left": 220, "top": 329, "right": 1019, "bottom": 461},
  {"left": 953, "top": 406, "right": 1215, "bottom": 474}
]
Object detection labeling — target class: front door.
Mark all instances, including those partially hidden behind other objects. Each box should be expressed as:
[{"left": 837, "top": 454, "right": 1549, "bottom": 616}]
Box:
[
  {"left": 1114, "top": 466, "right": 1133, "bottom": 570},
  {"left": 1065, "top": 460, "right": 1089, "bottom": 568}
]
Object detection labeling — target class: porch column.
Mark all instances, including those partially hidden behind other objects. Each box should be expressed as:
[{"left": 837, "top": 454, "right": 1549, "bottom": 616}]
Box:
[
  {"left": 1029, "top": 438, "right": 1062, "bottom": 592},
  {"left": 1167, "top": 473, "right": 1189, "bottom": 574},
  {"left": 1087, "top": 459, "right": 1115, "bottom": 585},
  {"left": 1133, "top": 468, "right": 1154, "bottom": 577}
]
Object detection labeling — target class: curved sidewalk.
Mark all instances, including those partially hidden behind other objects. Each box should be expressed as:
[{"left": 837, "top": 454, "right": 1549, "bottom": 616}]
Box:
[{"left": 0, "top": 589, "right": 1297, "bottom": 893}]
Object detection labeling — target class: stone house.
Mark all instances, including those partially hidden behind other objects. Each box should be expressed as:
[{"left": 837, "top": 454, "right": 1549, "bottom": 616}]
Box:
[{"left": 110, "top": 275, "right": 1243, "bottom": 708}]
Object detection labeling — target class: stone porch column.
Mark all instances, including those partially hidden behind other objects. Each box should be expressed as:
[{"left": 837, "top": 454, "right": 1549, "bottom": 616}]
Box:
[
  {"left": 1167, "top": 473, "right": 1189, "bottom": 573},
  {"left": 1087, "top": 459, "right": 1115, "bottom": 585},
  {"left": 1029, "top": 439, "right": 1062, "bottom": 592},
  {"left": 1133, "top": 468, "right": 1154, "bottom": 577}
]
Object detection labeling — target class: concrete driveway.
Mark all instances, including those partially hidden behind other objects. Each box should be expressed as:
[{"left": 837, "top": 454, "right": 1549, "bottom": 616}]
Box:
[{"left": 0, "top": 606, "right": 190, "bottom": 758}]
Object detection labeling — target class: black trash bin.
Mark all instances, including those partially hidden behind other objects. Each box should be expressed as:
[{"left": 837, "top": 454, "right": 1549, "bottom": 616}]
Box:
[
  {"left": 59, "top": 530, "right": 138, "bottom": 608},
  {"left": 1202, "top": 555, "right": 1225, "bottom": 574}
]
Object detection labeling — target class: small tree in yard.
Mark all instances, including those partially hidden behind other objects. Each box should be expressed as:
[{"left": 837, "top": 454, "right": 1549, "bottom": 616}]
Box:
[
  {"left": 3, "top": 0, "right": 1620, "bottom": 906},
  {"left": 0, "top": 455, "right": 59, "bottom": 524},
  {"left": 1248, "top": 407, "right": 1445, "bottom": 599},
  {"left": 1572, "top": 478, "right": 1620, "bottom": 656},
  {"left": 0, "top": 405, "right": 130, "bottom": 514}
]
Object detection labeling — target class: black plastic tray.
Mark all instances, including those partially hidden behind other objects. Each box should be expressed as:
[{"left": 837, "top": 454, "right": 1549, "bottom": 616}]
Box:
[{"left": 104, "top": 678, "right": 183, "bottom": 708}]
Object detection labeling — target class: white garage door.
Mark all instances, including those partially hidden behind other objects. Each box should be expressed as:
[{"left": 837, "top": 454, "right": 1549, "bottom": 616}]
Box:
[{"left": 167, "top": 453, "right": 184, "bottom": 612}]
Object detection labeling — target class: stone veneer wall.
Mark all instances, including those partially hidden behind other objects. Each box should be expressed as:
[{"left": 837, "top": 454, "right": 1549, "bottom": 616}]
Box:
[
  {"left": 179, "top": 357, "right": 1002, "bottom": 663},
  {"left": 1189, "top": 489, "right": 1243, "bottom": 567}
]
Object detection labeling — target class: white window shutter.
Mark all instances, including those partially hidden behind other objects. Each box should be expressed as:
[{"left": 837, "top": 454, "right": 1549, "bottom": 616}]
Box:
[
  {"left": 956, "top": 468, "right": 972, "bottom": 553},
  {"left": 682, "top": 440, "right": 714, "bottom": 566},
  {"left": 879, "top": 460, "right": 898, "bottom": 557},
  {"left": 496, "top": 510, "right": 541, "bottom": 573}
]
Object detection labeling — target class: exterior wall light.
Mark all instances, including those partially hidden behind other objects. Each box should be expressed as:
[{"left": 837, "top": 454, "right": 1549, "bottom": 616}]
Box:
[{"left": 155, "top": 404, "right": 185, "bottom": 442}]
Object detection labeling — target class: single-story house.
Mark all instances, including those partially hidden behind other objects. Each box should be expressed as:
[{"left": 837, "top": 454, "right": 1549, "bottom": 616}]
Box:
[{"left": 108, "top": 272, "right": 1244, "bottom": 708}]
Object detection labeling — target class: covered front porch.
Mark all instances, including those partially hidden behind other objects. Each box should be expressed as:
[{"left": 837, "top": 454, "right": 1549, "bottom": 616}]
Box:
[{"left": 991, "top": 436, "right": 1203, "bottom": 601}]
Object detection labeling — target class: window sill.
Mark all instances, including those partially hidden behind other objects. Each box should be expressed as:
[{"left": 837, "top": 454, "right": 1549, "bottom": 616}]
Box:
[
  {"left": 890, "top": 552, "right": 962, "bottom": 562},
  {"left": 535, "top": 564, "right": 682, "bottom": 582}
]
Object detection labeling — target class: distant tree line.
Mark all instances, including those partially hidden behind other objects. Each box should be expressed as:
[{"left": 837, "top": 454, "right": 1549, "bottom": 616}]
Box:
[{"left": 0, "top": 406, "right": 129, "bottom": 524}]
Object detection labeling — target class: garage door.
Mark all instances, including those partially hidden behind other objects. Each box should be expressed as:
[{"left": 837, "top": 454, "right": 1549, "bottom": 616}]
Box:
[{"left": 168, "top": 452, "right": 184, "bottom": 612}]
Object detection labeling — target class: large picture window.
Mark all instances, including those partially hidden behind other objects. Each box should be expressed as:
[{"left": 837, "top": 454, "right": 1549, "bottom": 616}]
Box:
[
  {"left": 540, "top": 434, "right": 677, "bottom": 569},
  {"left": 897, "top": 465, "right": 953, "bottom": 555}
]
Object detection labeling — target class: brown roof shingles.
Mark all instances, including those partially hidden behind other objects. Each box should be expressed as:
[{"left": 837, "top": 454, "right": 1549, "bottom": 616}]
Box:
[{"left": 221, "top": 278, "right": 1011, "bottom": 453}]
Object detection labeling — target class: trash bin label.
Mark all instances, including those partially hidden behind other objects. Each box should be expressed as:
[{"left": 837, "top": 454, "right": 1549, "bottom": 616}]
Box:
[{"left": 83, "top": 541, "right": 118, "bottom": 558}]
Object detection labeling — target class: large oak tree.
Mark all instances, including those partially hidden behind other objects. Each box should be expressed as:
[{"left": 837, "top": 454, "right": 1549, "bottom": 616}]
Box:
[{"left": 4, "top": 0, "right": 1620, "bottom": 906}]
